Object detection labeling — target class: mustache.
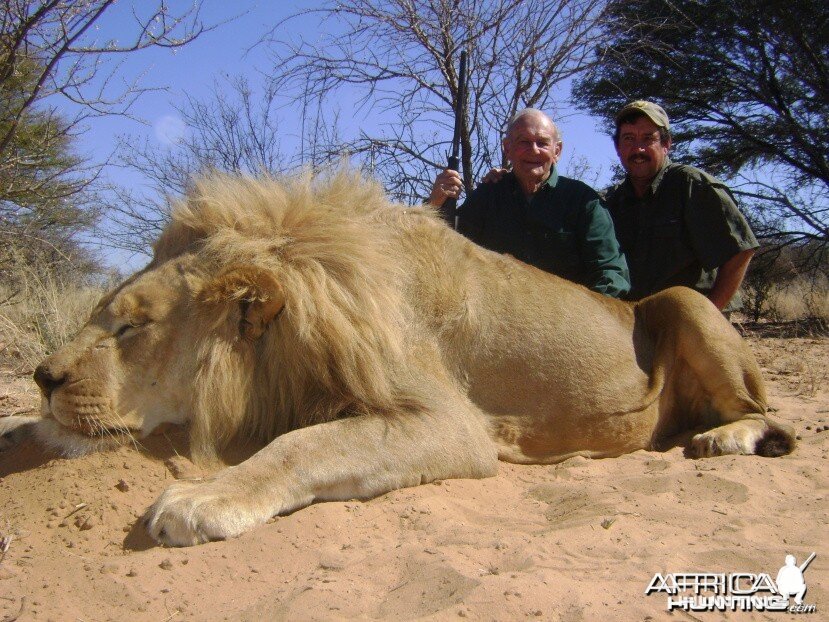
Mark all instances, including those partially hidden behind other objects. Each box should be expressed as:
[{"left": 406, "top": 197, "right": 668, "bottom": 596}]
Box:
[{"left": 627, "top": 154, "right": 652, "bottom": 162}]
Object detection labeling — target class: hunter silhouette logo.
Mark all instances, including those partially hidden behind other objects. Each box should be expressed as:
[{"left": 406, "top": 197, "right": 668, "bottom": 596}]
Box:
[
  {"left": 646, "top": 552, "right": 818, "bottom": 613},
  {"left": 776, "top": 553, "right": 815, "bottom": 606}
]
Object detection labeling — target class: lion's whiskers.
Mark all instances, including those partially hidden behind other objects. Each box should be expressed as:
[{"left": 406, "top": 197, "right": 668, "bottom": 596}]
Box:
[{"left": 107, "top": 410, "right": 144, "bottom": 453}]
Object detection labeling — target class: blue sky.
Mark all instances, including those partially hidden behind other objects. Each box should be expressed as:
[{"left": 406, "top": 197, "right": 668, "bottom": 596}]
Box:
[{"left": 54, "top": 1, "right": 622, "bottom": 268}]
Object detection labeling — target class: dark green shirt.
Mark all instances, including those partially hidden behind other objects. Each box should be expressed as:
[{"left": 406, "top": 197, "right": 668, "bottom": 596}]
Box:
[
  {"left": 603, "top": 160, "right": 758, "bottom": 302},
  {"left": 457, "top": 167, "right": 630, "bottom": 298}
]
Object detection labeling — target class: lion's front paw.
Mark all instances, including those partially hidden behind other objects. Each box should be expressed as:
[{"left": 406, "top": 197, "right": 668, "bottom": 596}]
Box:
[{"left": 145, "top": 479, "right": 267, "bottom": 547}]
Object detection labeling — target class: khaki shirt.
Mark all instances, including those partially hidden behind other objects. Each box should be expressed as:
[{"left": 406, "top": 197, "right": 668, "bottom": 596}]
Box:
[{"left": 603, "top": 160, "right": 758, "bottom": 304}]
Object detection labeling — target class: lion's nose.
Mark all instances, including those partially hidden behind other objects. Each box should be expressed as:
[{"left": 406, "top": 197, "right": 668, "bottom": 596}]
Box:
[{"left": 33, "top": 363, "right": 66, "bottom": 398}]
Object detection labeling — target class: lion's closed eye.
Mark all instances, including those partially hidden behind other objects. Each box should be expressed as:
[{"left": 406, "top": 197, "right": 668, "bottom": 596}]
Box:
[{"left": 115, "top": 320, "right": 150, "bottom": 338}]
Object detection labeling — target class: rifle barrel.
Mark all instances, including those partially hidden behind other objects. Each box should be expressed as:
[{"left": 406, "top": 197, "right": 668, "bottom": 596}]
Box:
[
  {"left": 799, "top": 552, "right": 816, "bottom": 572},
  {"left": 441, "top": 50, "right": 468, "bottom": 228},
  {"left": 449, "top": 50, "right": 467, "bottom": 162}
]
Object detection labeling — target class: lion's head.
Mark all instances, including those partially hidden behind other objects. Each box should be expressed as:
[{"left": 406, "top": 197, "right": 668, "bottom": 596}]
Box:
[{"left": 33, "top": 172, "right": 414, "bottom": 462}]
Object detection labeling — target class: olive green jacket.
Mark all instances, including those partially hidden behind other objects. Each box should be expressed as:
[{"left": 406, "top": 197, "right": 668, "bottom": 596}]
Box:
[{"left": 603, "top": 160, "right": 758, "bottom": 304}]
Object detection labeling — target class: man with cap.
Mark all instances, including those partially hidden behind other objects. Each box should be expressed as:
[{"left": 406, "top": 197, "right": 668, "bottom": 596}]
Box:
[
  {"left": 427, "top": 108, "right": 630, "bottom": 298},
  {"left": 604, "top": 100, "right": 758, "bottom": 310}
]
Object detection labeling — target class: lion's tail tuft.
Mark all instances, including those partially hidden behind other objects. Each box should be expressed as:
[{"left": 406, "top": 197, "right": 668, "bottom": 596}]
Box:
[{"left": 754, "top": 425, "right": 796, "bottom": 457}]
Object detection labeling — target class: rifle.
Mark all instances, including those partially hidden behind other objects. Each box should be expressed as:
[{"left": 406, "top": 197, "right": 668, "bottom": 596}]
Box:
[
  {"left": 799, "top": 552, "right": 816, "bottom": 573},
  {"left": 440, "top": 50, "right": 467, "bottom": 229}
]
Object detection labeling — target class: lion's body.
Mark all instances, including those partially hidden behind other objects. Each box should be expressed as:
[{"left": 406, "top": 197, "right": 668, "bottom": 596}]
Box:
[{"left": 15, "top": 171, "right": 793, "bottom": 546}]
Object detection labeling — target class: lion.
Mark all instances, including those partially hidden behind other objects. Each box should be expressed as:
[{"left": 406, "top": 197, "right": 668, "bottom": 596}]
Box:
[{"left": 5, "top": 170, "right": 793, "bottom": 547}]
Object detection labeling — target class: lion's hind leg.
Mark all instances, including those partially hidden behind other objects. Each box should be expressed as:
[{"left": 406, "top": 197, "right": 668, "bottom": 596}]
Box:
[
  {"left": 679, "top": 324, "right": 795, "bottom": 458},
  {"left": 641, "top": 288, "right": 795, "bottom": 459},
  {"left": 682, "top": 349, "right": 794, "bottom": 458}
]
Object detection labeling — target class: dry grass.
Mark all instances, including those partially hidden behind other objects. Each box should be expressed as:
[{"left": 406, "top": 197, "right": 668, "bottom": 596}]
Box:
[
  {"left": 767, "top": 281, "right": 829, "bottom": 322},
  {"left": 0, "top": 267, "right": 106, "bottom": 373},
  {"left": 744, "top": 277, "right": 829, "bottom": 324}
]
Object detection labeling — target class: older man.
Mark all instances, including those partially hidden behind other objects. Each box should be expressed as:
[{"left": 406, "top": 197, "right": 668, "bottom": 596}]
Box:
[
  {"left": 604, "top": 101, "right": 758, "bottom": 309},
  {"left": 428, "top": 109, "right": 630, "bottom": 298}
]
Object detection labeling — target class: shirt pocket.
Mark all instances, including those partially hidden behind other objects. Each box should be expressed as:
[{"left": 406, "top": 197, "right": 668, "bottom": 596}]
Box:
[
  {"left": 651, "top": 219, "right": 682, "bottom": 239},
  {"left": 646, "top": 218, "right": 695, "bottom": 277}
]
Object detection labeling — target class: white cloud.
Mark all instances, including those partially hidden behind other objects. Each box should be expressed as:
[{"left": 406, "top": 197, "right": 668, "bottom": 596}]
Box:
[{"left": 153, "top": 115, "right": 187, "bottom": 146}]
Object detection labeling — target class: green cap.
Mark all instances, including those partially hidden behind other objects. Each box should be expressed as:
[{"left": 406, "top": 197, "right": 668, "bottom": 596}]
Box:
[{"left": 615, "top": 100, "right": 670, "bottom": 130}]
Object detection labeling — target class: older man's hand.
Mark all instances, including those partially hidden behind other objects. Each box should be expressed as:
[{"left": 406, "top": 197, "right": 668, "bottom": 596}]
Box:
[
  {"left": 482, "top": 167, "right": 509, "bottom": 184},
  {"left": 427, "top": 169, "right": 463, "bottom": 206}
]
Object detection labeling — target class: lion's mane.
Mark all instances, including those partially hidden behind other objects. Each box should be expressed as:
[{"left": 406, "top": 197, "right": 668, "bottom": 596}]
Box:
[{"left": 154, "top": 171, "right": 438, "bottom": 460}]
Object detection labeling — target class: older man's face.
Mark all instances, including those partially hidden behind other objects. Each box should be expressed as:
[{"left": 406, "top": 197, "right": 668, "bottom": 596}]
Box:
[
  {"left": 615, "top": 116, "right": 671, "bottom": 185},
  {"left": 503, "top": 115, "right": 562, "bottom": 188}
]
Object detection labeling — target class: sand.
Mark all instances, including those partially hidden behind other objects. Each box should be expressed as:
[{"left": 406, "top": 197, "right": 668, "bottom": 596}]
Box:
[{"left": 0, "top": 332, "right": 827, "bottom": 621}]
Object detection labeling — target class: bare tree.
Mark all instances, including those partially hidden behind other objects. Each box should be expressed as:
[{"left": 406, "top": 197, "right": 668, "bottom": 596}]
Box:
[
  {"left": 1, "top": 0, "right": 210, "bottom": 156},
  {"left": 1, "top": 0, "right": 212, "bottom": 279},
  {"left": 265, "top": 0, "right": 609, "bottom": 203},
  {"left": 102, "top": 76, "right": 287, "bottom": 255}
]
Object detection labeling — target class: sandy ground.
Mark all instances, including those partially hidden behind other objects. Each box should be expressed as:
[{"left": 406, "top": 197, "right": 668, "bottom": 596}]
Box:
[{"left": 0, "top": 330, "right": 827, "bottom": 621}]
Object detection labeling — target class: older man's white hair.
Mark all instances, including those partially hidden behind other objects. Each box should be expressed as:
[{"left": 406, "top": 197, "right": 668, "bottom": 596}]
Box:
[{"left": 505, "top": 108, "right": 561, "bottom": 142}]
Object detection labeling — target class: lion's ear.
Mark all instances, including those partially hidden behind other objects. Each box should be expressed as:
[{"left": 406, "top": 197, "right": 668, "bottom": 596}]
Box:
[{"left": 199, "top": 265, "right": 285, "bottom": 341}]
